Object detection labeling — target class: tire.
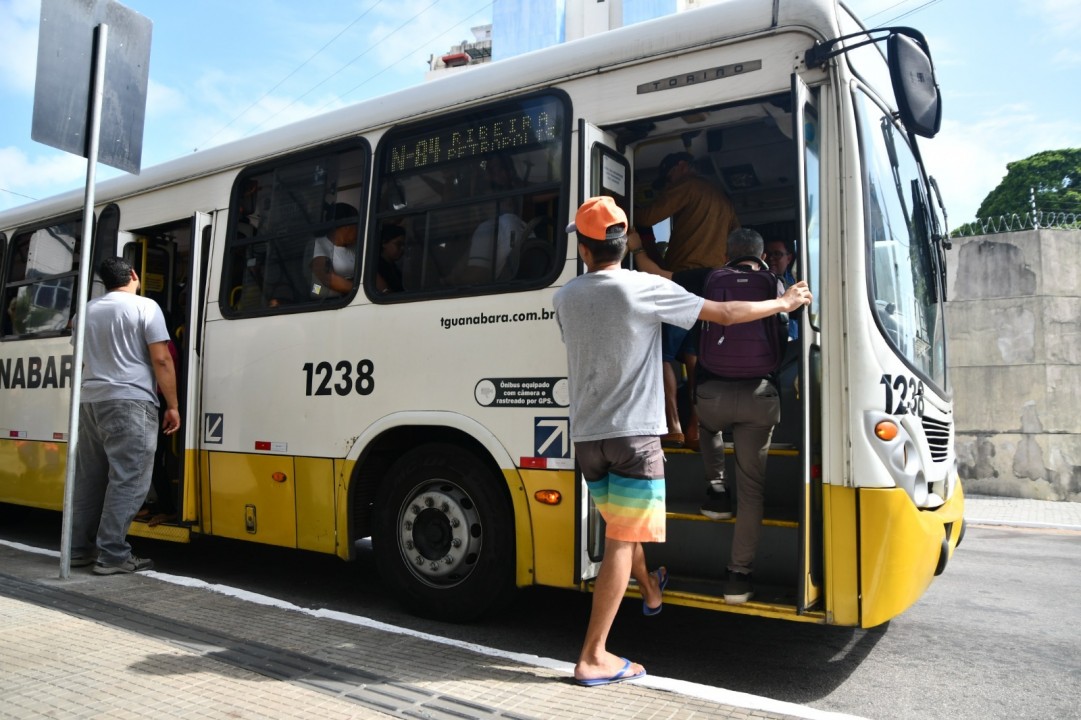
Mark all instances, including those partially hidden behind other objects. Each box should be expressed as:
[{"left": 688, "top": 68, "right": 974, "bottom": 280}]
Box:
[{"left": 373, "top": 443, "right": 516, "bottom": 622}]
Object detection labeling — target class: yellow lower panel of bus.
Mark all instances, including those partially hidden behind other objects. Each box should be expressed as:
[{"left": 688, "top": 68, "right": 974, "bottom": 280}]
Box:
[
  {"left": 859, "top": 484, "right": 965, "bottom": 628},
  {"left": 822, "top": 484, "right": 860, "bottom": 627},
  {"left": 517, "top": 468, "right": 577, "bottom": 588},
  {"left": 206, "top": 452, "right": 334, "bottom": 551},
  {"left": 296, "top": 456, "right": 336, "bottom": 554},
  {"left": 0, "top": 439, "right": 66, "bottom": 510}
]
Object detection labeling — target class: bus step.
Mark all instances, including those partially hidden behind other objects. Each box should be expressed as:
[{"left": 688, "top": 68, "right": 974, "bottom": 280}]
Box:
[
  {"left": 663, "top": 443, "right": 800, "bottom": 457},
  {"left": 623, "top": 573, "right": 826, "bottom": 623},
  {"left": 127, "top": 520, "right": 192, "bottom": 543},
  {"left": 665, "top": 500, "right": 798, "bottom": 528}
]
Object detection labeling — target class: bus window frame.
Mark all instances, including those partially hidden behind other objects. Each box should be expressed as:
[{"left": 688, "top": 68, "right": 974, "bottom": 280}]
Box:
[
  {"left": 369, "top": 89, "right": 572, "bottom": 302},
  {"left": 1, "top": 211, "right": 85, "bottom": 341},
  {"left": 219, "top": 137, "right": 371, "bottom": 319},
  {"left": 95, "top": 205, "right": 121, "bottom": 280}
]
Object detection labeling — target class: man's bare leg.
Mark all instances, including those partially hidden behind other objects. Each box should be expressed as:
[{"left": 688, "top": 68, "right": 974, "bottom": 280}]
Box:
[
  {"left": 632, "top": 541, "right": 664, "bottom": 610},
  {"left": 575, "top": 538, "right": 646, "bottom": 682}
]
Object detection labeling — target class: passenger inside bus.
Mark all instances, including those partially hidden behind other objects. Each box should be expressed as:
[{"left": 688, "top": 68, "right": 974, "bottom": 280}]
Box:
[
  {"left": 232, "top": 178, "right": 273, "bottom": 310},
  {"left": 376, "top": 224, "right": 406, "bottom": 294},
  {"left": 765, "top": 238, "right": 799, "bottom": 341},
  {"left": 310, "top": 203, "right": 360, "bottom": 299},
  {"left": 454, "top": 154, "right": 534, "bottom": 284},
  {"left": 635, "top": 151, "right": 741, "bottom": 451}
]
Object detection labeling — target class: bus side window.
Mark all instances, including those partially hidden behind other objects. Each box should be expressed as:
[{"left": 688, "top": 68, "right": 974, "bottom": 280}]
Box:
[
  {"left": 2, "top": 216, "right": 83, "bottom": 338},
  {"left": 221, "top": 143, "right": 368, "bottom": 316},
  {"left": 370, "top": 92, "right": 568, "bottom": 300}
]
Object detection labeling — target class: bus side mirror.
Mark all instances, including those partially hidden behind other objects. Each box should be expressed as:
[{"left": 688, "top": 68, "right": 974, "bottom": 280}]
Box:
[{"left": 888, "top": 33, "right": 942, "bottom": 139}]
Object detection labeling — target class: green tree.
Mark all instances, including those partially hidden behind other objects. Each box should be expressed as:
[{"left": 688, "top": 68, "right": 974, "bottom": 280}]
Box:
[
  {"left": 953, "top": 148, "right": 1081, "bottom": 236},
  {"left": 977, "top": 148, "right": 1081, "bottom": 219}
]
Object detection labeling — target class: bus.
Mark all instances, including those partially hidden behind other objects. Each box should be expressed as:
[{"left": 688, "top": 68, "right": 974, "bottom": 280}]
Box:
[{"left": 0, "top": 0, "right": 963, "bottom": 628}]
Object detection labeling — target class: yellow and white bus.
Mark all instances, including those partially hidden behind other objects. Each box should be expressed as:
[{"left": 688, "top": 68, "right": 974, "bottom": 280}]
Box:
[{"left": 0, "top": 0, "right": 963, "bottom": 627}]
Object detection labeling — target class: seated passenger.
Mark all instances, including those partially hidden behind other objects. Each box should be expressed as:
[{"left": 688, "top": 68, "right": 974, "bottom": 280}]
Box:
[
  {"left": 376, "top": 225, "right": 405, "bottom": 294},
  {"left": 311, "top": 203, "right": 359, "bottom": 299},
  {"left": 462, "top": 212, "right": 532, "bottom": 283},
  {"left": 450, "top": 153, "right": 534, "bottom": 284}
]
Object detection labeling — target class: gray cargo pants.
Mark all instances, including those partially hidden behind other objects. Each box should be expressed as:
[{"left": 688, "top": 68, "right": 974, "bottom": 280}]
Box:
[{"left": 696, "top": 377, "right": 780, "bottom": 574}]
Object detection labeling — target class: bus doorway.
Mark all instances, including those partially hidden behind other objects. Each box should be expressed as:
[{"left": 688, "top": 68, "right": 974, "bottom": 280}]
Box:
[
  {"left": 120, "top": 212, "right": 212, "bottom": 542},
  {"left": 602, "top": 92, "right": 824, "bottom": 620}
]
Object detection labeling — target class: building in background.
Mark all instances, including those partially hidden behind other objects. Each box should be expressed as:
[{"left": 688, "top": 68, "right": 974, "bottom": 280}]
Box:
[
  {"left": 429, "top": 0, "right": 715, "bottom": 76},
  {"left": 426, "top": 25, "right": 493, "bottom": 79}
]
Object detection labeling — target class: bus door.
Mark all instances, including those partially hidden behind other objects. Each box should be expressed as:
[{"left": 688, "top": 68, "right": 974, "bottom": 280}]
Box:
[
  {"left": 179, "top": 212, "right": 212, "bottom": 525},
  {"left": 792, "top": 74, "right": 823, "bottom": 613},
  {"left": 118, "top": 212, "right": 211, "bottom": 540},
  {"left": 575, "top": 120, "right": 633, "bottom": 583}
]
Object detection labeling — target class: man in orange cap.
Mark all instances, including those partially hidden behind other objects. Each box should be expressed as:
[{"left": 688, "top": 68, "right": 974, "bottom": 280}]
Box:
[{"left": 554, "top": 196, "right": 811, "bottom": 687}]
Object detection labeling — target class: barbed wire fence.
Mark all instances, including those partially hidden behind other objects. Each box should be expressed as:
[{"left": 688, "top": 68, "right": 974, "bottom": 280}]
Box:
[
  {"left": 952, "top": 186, "right": 1081, "bottom": 236},
  {"left": 953, "top": 211, "right": 1081, "bottom": 236}
]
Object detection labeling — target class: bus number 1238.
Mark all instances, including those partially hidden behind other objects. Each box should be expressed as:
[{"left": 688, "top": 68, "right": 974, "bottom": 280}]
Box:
[{"left": 303, "top": 360, "right": 375, "bottom": 397}]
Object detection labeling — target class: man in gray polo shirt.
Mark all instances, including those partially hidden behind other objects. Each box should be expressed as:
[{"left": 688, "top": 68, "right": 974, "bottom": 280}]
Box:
[{"left": 71, "top": 257, "right": 181, "bottom": 574}]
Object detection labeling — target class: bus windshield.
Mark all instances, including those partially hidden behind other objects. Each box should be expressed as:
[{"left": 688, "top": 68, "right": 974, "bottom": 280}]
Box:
[{"left": 856, "top": 89, "right": 946, "bottom": 391}]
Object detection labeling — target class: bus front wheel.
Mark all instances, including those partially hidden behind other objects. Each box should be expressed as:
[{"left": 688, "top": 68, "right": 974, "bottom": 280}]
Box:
[{"left": 373, "top": 443, "right": 516, "bottom": 622}]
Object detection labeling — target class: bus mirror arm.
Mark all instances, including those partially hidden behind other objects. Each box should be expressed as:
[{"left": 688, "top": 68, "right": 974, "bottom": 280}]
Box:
[{"left": 804, "top": 26, "right": 930, "bottom": 69}]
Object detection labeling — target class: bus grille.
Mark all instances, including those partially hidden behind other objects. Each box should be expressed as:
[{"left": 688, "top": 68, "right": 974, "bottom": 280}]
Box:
[{"left": 922, "top": 416, "right": 951, "bottom": 463}]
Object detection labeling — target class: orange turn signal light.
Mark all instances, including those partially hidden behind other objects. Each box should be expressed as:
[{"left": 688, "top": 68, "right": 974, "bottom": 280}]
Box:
[
  {"left": 271, "top": 471, "right": 288, "bottom": 483},
  {"left": 534, "top": 489, "right": 562, "bottom": 505},
  {"left": 874, "top": 420, "right": 899, "bottom": 441}
]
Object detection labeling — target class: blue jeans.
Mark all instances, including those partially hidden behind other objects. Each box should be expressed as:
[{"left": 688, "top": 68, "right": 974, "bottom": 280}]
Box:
[{"left": 71, "top": 399, "right": 159, "bottom": 565}]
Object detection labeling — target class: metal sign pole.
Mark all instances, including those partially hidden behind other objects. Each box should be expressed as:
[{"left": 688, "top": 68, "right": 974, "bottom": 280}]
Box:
[{"left": 59, "top": 22, "right": 108, "bottom": 579}]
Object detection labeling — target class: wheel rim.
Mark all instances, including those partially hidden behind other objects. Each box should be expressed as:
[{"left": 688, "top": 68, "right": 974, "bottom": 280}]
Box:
[{"left": 396, "top": 480, "right": 483, "bottom": 588}]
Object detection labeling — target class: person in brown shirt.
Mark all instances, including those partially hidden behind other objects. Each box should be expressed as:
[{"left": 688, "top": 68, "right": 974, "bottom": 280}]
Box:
[
  {"left": 635, "top": 152, "right": 739, "bottom": 272},
  {"left": 635, "top": 152, "right": 740, "bottom": 449}
]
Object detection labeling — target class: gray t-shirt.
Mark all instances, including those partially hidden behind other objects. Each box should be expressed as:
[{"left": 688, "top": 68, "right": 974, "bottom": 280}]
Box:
[
  {"left": 554, "top": 269, "right": 704, "bottom": 442},
  {"left": 76, "top": 291, "right": 170, "bottom": 405}
]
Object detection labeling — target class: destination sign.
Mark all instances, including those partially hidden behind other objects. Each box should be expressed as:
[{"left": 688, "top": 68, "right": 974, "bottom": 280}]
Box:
[{"left": 386, "top": 96, "right": 563, "bottom": 174}]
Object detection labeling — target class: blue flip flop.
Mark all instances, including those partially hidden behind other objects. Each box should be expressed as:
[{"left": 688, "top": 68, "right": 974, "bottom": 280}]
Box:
[
  {"left": 642, "top": 566, "right": 669, "bottom": 616},
  {"left": 574, "top": 657, "right": 647, "bottom": 687}
]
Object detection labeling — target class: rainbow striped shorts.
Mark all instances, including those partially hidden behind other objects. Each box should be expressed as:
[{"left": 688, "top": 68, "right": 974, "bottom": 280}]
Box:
[{"left": 575, "top": 435, "right": 666, "bottom": 543}]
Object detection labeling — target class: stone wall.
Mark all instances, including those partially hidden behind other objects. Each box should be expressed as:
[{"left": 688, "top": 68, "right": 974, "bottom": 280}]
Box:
[{"left": 945, "top": 229, "right": 1081, "bottom": 501}]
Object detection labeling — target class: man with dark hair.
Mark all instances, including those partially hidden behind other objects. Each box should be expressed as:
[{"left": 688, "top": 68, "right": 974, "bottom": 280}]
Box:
[
  {"left": 311, "top": 202, "right": 360, "bottom": 298},
  {"left": 765, "top": 238, "right": 796, "bottom": 285},
  {"left": 71, "top": 257, "right": 180, "bottom": 574},
  {"left": 555, "top": 197, "right": 810, "bottom": 686}
]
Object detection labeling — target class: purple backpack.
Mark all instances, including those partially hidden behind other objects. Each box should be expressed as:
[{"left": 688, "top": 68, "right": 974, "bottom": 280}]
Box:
[{"left": 698, "top": 258, "right": 788, "bottom": 379}]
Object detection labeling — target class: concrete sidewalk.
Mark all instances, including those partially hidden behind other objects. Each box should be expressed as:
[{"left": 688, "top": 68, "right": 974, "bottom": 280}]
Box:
[
  {"left": 0, "top": 542, "right": 831, "bottom": 720},
  {"left": 2, "top": 495, "right": 1077, "bottom": 720},
  {"left": 963, "top": 494, "right": 1081, "bottom": 529}
]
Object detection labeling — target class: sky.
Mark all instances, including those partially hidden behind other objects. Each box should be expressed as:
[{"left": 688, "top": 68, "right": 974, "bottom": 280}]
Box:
[{"left": 1, "top": 0, "right": 1079, "bottom": 229}]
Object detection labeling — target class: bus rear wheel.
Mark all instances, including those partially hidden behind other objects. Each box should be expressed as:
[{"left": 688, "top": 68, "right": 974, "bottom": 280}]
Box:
[{"left": 373, "top": 443, "right": 515, "bottom": 622}]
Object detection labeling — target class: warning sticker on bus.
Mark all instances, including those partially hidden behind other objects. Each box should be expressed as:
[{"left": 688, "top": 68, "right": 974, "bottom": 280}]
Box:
[{"left": 474, "top": 377, "right": 568, "bottom": 408}]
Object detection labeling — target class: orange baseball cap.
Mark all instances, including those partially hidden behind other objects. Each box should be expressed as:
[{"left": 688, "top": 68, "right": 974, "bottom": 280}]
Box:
[{"left": 565, "top": 196, "right": 628, "bottom": 241}]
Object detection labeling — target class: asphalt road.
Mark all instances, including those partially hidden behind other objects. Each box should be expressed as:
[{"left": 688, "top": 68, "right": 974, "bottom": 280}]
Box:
[{"left": 3, "top": 506, "right": 1079, "bottom": 720}]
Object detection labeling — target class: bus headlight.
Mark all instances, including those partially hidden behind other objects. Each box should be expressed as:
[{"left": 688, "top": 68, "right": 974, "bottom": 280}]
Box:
[{"left": 864, "top": 410, "right": 928, "bottom": 506}]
